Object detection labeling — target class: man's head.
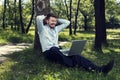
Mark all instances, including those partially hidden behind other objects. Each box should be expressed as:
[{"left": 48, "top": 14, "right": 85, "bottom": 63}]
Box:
[{"left": 44, "top": 13, "right": 58, "bottom": 28}]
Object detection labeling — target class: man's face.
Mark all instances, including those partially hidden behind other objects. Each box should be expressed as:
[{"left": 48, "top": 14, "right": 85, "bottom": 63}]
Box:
[{"left": 47, "top": 17, "right": 57, "bottom": 28}]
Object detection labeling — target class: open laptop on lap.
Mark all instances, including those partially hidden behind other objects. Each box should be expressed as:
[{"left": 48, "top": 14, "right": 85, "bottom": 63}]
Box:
[{"left": 60, "top": 40, "right": 86, "bottom": 56}]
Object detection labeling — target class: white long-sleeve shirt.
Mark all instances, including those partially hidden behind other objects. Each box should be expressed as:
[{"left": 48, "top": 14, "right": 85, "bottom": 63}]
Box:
[{"left": 36, "top": 15, "right": 70, "bottom": 52}]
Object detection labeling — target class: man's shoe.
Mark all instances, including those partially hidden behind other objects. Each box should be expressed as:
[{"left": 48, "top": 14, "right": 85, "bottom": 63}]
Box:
[{"left": 101, "top": 60, "right": 114, "bottom": 75}]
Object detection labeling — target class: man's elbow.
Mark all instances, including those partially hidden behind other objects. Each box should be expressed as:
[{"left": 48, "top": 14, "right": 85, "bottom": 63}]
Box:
[
  {"left": 67, "top": 20, "right": 70, "bottom": 26},
  {"left": 36, "top": 15, "right": 45, "bottom": 21},
  {"left": 36, "top": 16, "right": 41, "bottom": 22}
]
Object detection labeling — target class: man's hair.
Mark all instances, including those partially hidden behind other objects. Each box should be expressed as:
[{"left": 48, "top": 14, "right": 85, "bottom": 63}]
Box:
[
  {"left": 43, "top": 13, "right": 58, "bottom": 25},
  {"left": 46, "top": 13, "right": 58, "bottom": 19}
]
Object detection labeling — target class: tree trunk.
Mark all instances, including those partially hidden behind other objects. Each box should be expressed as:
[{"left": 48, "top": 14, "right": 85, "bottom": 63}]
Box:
[
  {"left": 64, "top": 0, "right": 69, "bottom": 20},
  {"left": 94, "top": 0, "right": 102, "bottom": 51},
  {"left": 26, "top": 0, "right": 35, "bottom": 33},
  {"left": 80, "top": 10, "right": 88, "bottom": 31},
  {"left": 34, "top": 0, "right": 50, "bottom": 53},
  {"left": 74, "top": 0, "right": 80, "bottom": 35},
  {"left": 84, "top": 15, "right": 88, "bottom": 31},
  {"left": 7, "top": 0, "right": 11, "bottom": 28},
  {"left": 14, "top": 0, "right": 17, "bottom": 30},
  {"left": 69, "top": 0, "right": 72, "bottom": 35},
  {"left": 19, "top": 0, "right": 25, "bottom": 33},
  {"left": 94, "top": 0, "right": 106, "bottom": 51},
  {"left": 101, "top": 0, "right": 108, "bottom": 46},
  {"left": 2, "top": 0, "right": 7, "bottom": 29}
]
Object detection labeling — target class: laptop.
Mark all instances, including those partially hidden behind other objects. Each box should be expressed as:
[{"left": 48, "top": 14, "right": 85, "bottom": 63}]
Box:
[{"left": 60, "top": 40, "right": 86, "bottom": 56}]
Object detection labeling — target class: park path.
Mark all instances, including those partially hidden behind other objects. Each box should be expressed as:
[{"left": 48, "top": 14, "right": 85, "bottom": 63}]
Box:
[
  {"left": 0, "top": 42, "right": 68, "bottom": 64},
  {"left": 0, "top": 43, "right": 32, "bottom": 63}
]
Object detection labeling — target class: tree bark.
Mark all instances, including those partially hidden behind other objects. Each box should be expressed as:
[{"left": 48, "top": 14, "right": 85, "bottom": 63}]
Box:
[
  {"left": 34, "top": 0, "right": 50, "bottom": 53},
  {"left": 94, "top": 0, "right": 107, "bottom": 51},
  {"left": 94, "top": 0, "right": 102, "bottom": 51},
  {"left": 84, "top": 15, "right": 88, "bottom": 31},
  {"left": 2, "top": 0, "right": 7, "bottom": 29},
  {"left": 69, "top": 0, "right": 72, "bottom": 35},
  {"left": 80, "top": 10, "right": 88, "bottom": 31},
  {"left": 19, "top": 0, "right": 25, "bottom": 33},
  {"left": 101, "top": 0, "right": 107, "bottom": 46},
  {"left": 26, "top": 0, "right": 35, "bottom": 33}
]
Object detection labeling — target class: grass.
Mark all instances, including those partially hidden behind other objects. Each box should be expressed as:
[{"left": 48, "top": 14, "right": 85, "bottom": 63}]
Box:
[
  {"left": 0, "top": 29, "right": 120, "bottom": 80},
  {"left": 0, "top": 29, "right": 34, "bottom": 44},
  {"left": 59, "top": 30, "right": 95, "bottom": 41}
]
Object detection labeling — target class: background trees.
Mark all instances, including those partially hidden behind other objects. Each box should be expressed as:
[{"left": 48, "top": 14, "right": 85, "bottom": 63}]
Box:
[
  {"left": 0, "top": 0, "right": 120, "bottom": 52},
  {"left": 19, "top": 0, "right": 25, "bottom": 33},
  {"left": 0, "top": 0, "right": 34, "bottom": 33},
  {"left": 1, "top": 0, "right": 120, "bottom": 32}
]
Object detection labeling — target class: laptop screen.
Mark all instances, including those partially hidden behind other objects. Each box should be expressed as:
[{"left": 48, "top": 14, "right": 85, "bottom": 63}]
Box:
[{"left": 69, "top": 40, "right": 86, "bottom": 55}]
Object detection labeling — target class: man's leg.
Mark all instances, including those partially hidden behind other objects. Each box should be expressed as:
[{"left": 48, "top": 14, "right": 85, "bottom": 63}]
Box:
[
  {"left": 71, "top": 55, "right": 114, "bottom": 74},
  {"left": 43, "top": 47, "right": 75, "bottom": 67},
  {"left": 71, "top": 55, "right": 100, "bottom": 71},
  {"left": 43, "top": 47, "right": 114, "bottom": 75}
]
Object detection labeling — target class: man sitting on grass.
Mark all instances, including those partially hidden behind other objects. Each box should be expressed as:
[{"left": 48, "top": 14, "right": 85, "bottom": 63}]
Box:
[{"left": 36, "top": 13, "right": 114, "bottom": 75}]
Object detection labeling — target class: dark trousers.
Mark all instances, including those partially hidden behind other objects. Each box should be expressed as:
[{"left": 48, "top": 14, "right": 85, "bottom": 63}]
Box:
[{"left": 43, "top": 47, "right": 100, "bottom": 72}]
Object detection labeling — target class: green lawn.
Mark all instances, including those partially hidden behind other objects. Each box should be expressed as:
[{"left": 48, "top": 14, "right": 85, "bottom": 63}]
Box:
[
  {"left": 0, "top": 29, "right": 120, "bottom": 80},
  {"left": 0, "top": 29, "right": 34, "bottom": 44}
]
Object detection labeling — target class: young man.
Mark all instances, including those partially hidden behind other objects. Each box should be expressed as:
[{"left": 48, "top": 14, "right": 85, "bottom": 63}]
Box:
[{"left": 36, "top": 13, "right": 114, "bottom": 75}]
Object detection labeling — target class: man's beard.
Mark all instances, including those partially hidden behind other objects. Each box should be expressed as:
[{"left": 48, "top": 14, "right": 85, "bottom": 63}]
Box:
[{"left": 49, "top": 24, "right": 56, "bottom": 28}]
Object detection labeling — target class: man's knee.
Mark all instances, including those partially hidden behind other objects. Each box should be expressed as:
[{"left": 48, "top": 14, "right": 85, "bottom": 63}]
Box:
[{"left": 50, "top": 47, "right": 59, "bottom": 51}]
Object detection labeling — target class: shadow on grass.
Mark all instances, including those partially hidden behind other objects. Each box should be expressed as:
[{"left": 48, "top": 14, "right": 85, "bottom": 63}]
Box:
[
  {"left": 0, "top": 44, "right": 119, "bottom": 80},
  {"left": 0, "top": 48, "right": 73, "bottom": 80},
  {"left": 80, "top": 39, "right": 120, "bottom": 80}
]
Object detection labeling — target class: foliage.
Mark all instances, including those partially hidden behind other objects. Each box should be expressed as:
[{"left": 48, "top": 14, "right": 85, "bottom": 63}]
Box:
[
  {"left": 0, "top": 5, "right": 3, "bottom": 26},
  {"left": 0, "top": 29, "right": 120, "bottom": 80},
  {"left": 106, "top": 0, "right": 120, "bottom": 28},
  {"left": 0, "top": 0, "right": 120, "bottom": 33},
  {"left": 78, "top": 0, "right": 94, "bottom": 28},
  {"left": 50, "top": 0, "right": 120, "bottom": 31},
  {"left": 50, "top": 0, "right": 67, "bottom": 19},
  {"left": 0, "top": 0, "right": 34, "bottom": 32}
]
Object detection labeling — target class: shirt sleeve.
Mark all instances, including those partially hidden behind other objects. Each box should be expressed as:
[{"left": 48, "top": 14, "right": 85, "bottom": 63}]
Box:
[
  {"left": 36, "top": 15, "right": 45, "bottom": 34},
  {"left": 56, "top": 19, "right": 70, "bottom": 32}
]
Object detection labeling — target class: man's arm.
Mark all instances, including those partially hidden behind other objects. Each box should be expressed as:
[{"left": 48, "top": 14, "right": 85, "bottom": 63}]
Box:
[
  {"left": 56, "top": 19, "right": 70, "bottom": 32},
  {"left": 36, "top": 15, "right": 45, "bottom": 33}
]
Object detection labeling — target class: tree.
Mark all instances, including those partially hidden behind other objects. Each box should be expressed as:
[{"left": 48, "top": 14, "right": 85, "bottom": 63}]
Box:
[
  {"left": 74, "top": 0, "right": 80, "bottom": 35},
  {"left": 26, "top": 0, "right": 35, "bottom": 33},
  {"left": 14, "top": 0, "right": 17, "bottom": 30},
  {"left": 2, "top": 0, "right": 7, "bottom": 29},
  {"left": 106, "top": 0, "right": 120, "bottom": 28},
  {"left": 7, "top": 0, "right": 15, "bottom": 30},
  {"left": 69, "top": 0, "right": 73, "bottom": 35},
  {"left": 101, "top": 0, "right": 107, "bottom": 45},
  {"left": 34, "top": 0, "right": 50, "bottom": 53},
  {"left": 79, "top": 0, "right": 94, "bottom": 31},
  {"left": 19, "top": 0, "right": 25, "bottom": 33},
  {"left": 65, "top": 0, "right": 69, "bottom": 19},
  {"left": 94, "top": 0, "right": 106, "bottom": 52}
]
